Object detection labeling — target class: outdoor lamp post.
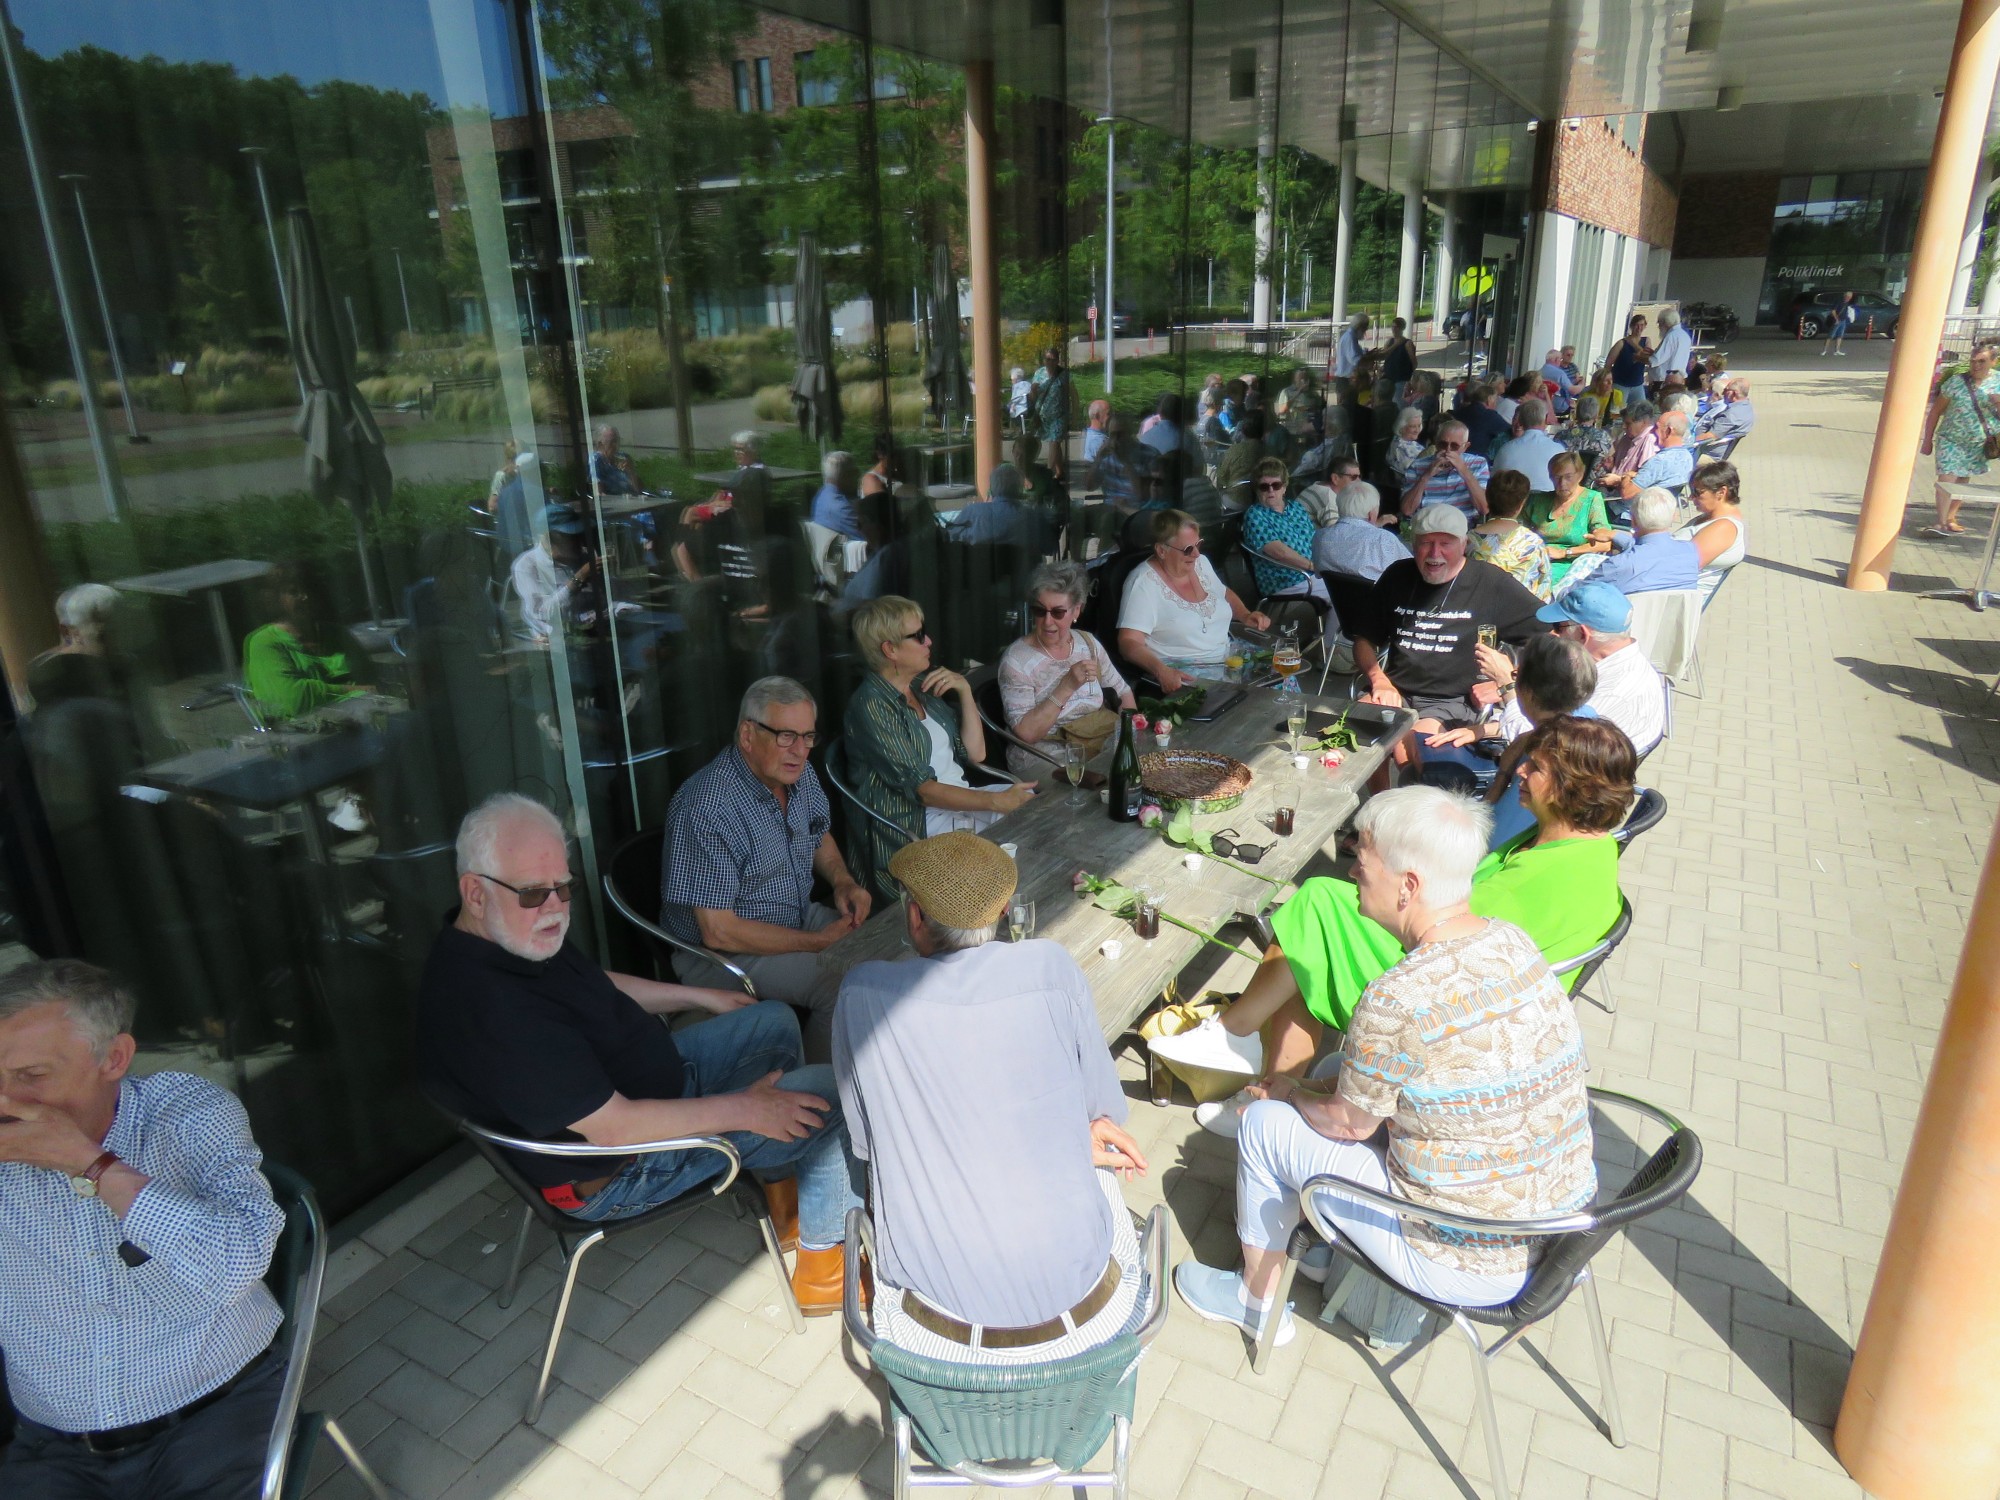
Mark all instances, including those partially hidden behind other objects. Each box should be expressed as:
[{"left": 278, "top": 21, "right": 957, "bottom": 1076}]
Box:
[
  {"left": 57, "top": 173, "right": 144, "bottom": 443},
  {"left": 241, "top": 145, "right": 306, "bottom": 399}
]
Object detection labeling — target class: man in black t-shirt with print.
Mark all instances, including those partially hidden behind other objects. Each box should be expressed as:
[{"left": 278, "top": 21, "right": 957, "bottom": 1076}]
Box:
[
  {"left": 1355, "top": 504, "right": 1548, "bottom": 754},
  {"left": 417, "top": 793, "right": 861, "bottom": 1315}
]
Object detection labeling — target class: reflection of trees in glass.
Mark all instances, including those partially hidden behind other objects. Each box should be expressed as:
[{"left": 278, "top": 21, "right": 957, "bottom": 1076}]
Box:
[
  {"left": 1, "top": 47, "right": 445, "bottom": 380},
  {"left": 536, "top": 0, "right": 763, "bottom": 457}
]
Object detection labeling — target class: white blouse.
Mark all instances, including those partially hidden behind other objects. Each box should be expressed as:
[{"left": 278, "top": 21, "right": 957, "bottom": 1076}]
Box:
[{"left": 1117, "top": 555, "right": 1233, "bottom": 667}]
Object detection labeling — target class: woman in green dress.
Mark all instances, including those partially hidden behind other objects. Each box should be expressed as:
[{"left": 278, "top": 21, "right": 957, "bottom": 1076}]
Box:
[
  {"left": 1146, "top": 713, "right": 1633, "bottom": 1087},
  {"left": 1524, "top": 449, "right": 1614, "bottom": 583}
]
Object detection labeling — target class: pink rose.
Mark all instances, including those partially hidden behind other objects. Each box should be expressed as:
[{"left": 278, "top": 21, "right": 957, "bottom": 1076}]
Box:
[
  {"left": 1071, "top": 869, "right": 1092, "bottom": 892},
  {"left": 1131, "top": 714, "right": 1150, "bottom": 732},
  {"left": 1320, "top": 749, "right": 1345, "bottom": 768},
  {"left": 1138, "top": 802, "right": 1164, "bottom": 828}
]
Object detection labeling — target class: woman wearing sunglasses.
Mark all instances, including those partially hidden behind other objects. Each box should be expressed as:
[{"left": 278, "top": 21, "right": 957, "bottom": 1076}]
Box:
[
  {"left": 1116, "top": 509, "right": 1270, "bottom": 693},
  {"left": 997, "top": 561, "right": 1136, "bottom": 777},
  {"left": 843, "top": 596, "right": 1038, "bottom": 890},
  {"left": 1149, "top": 714, "right": 1632, "bottom": 1136}
]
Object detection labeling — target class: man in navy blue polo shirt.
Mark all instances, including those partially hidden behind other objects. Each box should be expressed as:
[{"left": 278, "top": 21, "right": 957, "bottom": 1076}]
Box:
[
  {"left": 662, "top": 676, "right": 872, "bottom": 1061},
  {"left": 418, "top": 793, "right": 862, "bottom": 1313}
]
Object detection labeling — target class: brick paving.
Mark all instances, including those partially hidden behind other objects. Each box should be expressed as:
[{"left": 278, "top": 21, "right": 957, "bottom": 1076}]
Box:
[{"left": 302, "top": 342, "right": 2000, "bottom": 1500}]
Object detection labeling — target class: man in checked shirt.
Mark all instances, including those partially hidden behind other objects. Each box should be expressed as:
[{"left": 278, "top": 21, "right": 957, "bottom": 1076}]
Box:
[{"left": 0, "top": 959, "right": 286, "bottom": 1498}]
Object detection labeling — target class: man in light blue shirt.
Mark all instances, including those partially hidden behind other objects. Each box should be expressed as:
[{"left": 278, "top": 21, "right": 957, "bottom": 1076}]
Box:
[
  {"left": 1570, "top": 487, "right": 1701, "bottom": 597},
  {"left": 949, "top": 463, "right": 1046, "bottom": 549},
  {"left": 1491, "top": 398, "right": 1564, "bottom": 491},
  {"left": 1333, "top": 313, "right": 1370, "bottom": 378},
  {"left": 1080, "top": 400, "right": 1111, "bottom": 462},
  {"left": 1648, "top": 308, "right": 1693, "bottom": 386},
  {"left": 833, "top": 833, "right": 1149, "bottom": 1357},
  {"left": 1609, "top": 409, "right": 1695, "bottom": 503},
  {"left": 809, "top": 451, "right": 865, "bottom": 540},
  {"left": 0, "top": 960, "right": 288, "bottom": 1498},
  {"left": 1314, "top": 481, "right": 1411, "bottom": 581},
  {"left": 1693, "top": 377, "right": 1755, "bottom": 449},
  {"left": 1539, "top": 350, "right": 1575, "bottom": 415}
]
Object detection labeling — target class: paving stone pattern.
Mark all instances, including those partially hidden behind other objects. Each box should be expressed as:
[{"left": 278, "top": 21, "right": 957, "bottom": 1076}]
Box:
[{"left": 302, "top": 351, "right": 2000, "bottom": 1500}]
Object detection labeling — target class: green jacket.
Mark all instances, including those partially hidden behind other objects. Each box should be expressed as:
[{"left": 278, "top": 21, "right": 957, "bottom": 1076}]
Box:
[
  {"left": 243, "top": 623, "right": 360, "bottom": 720},
  {"left": 840, "top": 671, "right": 972, "bottom": 895}
]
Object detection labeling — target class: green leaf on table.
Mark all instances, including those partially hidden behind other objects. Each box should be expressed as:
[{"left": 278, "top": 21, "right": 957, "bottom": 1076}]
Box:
[
  {"left": 1189, "top": 830, "right": 1214, "bottom": 854},
  {"left": 1091, "top": 884, "right": 1139, "bottom": 916}
]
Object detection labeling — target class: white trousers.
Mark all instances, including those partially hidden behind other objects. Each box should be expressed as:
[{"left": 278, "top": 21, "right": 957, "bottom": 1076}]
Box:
[{"left": 1235, "top": 1100, "right": 1528, "bottom": 1308}]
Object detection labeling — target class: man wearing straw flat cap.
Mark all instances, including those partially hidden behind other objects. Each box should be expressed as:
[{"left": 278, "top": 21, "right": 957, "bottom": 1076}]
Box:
[{"left": 832, "top": 832, "right": 1149, "bottom": 1363}]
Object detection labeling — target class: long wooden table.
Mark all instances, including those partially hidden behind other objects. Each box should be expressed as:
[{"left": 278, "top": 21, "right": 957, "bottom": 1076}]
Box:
[{"left": 821, "top": 688, "right": 1415, "bottom": 1039}]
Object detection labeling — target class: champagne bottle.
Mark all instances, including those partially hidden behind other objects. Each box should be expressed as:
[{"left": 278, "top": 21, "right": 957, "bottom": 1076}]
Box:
[{"left": 1108, "top": 708, "right": 1143, "bottom": 823}]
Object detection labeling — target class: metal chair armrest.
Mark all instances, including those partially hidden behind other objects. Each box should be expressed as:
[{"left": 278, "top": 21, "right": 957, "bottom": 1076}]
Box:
[
  {"left": 1135, "top": 1204, "right": 1173, "bottom": 1345},
  {"left": 461, "top": 1123, "right": 742, "bottom": 1196},
  {"left": 602, "top": 874, "right": 758, "bottom": 998},
  {"left": 1298, "top": 1173, "right": 1599, "bottom": 1242},
  {"left": 843, "top": 1206, "right": 877, "bottom": 1354},
  {"left": 1584, "top": 1086, "right": 1687, "bottom": 1136}
]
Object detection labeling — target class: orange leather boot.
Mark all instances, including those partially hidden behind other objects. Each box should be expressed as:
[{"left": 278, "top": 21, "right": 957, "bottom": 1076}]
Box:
[
  {"left": 790, "top": 1244, "right": 845, "bottom": 1317},
  {"left": 761, "top": 1178, "right": 799, "bottom": 1253}
]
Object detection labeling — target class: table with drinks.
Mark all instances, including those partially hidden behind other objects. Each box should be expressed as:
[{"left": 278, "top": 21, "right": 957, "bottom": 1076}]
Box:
[{"left": 821, "top": 677, "right": 1415, "bottom": 1041}]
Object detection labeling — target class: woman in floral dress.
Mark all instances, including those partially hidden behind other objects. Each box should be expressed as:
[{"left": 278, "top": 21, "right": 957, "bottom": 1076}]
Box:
[{"left": 1922, "top": 342, "right": 2000, "bottom": 536}]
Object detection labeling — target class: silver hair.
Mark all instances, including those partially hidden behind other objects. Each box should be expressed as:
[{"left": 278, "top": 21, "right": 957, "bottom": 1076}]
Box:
[
  {"left": 1515, "top": 397, "right": 1549, "bottom": 428},
  {"left": 456, "top": 793, "right": 566, "bottom": 878},
  {"left": 1352, "top": 786, "right": 1492, "bottom": 908},
  {"left": 1028, "top": 559, "right": 1090, "bottom": 611},
  {"left": 821, "top": 450, "right": 855, "bottom": 486},
  {"left": 1662, "top": 393, "right": 1698, "bottom": 419},
  {"left": 1575, "top": 395, "right": 1602, "bottom": 422},
  {"left": 55, "top": 583, "right": 119, "bottom": 631},
  {"left": 739, "top": 675, "right": 816, "bottom": 728},
  {"left": 1658, "top": 307, "right": 1680, "bottom": 330},
  {"left": 988, "top": 462, "right": 1025, "bottom": 500},
  {"left": 1395, "top": 405, "right": 1425, "bottom": 433},
  {"left": 1336, "top": 481, "right": 1381, "bottom": 520},
  {"left": 0, "top": 958, "right": 136, "bottom": 1058},
  {"left": 732, "top": 429, "right": 762, "bottom": 454},
  {"left": 1727, "top": 376, "right": 1750, "bottom": 397},
  {"left": 922, "top": 915, "right": 999, "bottom": 952},
  {"left": 1632, "top": 486, "right": 1681, "bottom": 534},
  {"left": 1437, "top": 417, "right": 1469, "bottom": 440},
  {"left": 1657, "top": 409, "right": 1691, "bottom": 438}
]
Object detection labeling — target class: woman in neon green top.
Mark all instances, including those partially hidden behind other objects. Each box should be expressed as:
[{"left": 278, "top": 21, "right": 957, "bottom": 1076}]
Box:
[{"left": 1148, "top": 714, "right": 1633, "bottom": 1082}]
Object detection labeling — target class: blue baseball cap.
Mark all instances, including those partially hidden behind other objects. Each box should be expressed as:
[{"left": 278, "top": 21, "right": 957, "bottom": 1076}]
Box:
[{"left": 1536, "top": 581, "right": 1630, "bottom": 633}]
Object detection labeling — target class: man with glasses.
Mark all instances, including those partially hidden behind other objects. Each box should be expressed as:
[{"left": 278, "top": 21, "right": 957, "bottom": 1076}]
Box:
[
  {"left": 1399, "top": 418, "right": 1489, "bottom": 523},
  {"left": 418, "top": 793, "right": 862, "bottom": 1314},
  {"left": 661, "top": 676, "right": 872, "bottom": 1061}
]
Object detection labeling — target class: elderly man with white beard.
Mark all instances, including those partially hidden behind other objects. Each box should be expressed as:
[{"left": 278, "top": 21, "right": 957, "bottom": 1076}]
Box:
[{"left": 417, "top": 793, "right": 862, "bottom": 1314}]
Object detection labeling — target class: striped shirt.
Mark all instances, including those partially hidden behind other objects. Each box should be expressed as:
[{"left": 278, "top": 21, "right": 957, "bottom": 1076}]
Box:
[
  {"left": 1412, "top": 452, "right": 1490, "bottom": 520},
  {"left": 1338, "top": 920, "right": 1596, "bottom": 1277},
  {"left": 661, "top": 745, "right": 830, "bottom": 945},
  {"left": 0, "top": 1072, "right": 284, "bottom": 1431}
]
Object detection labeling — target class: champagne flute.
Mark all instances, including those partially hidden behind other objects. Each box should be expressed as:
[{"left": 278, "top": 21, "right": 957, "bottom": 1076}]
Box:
[
  {"left": 1287, "top": 702, "right": 1308, "bottom": 753},
  {"left": 1063, "top": 745, "right": 1089, "bottom": 806},
  {"left": 1008, "top": 899, "right": 1036, "bottom": 943}
]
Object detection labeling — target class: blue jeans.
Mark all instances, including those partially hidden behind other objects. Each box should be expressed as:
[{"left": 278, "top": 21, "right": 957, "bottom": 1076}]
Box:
[{"left": 571, "top": 1001, "right": 861, "bottom": 1249}]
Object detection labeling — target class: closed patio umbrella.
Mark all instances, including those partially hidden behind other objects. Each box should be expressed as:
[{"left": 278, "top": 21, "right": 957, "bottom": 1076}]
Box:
[
  {"left": 287, "top": 205, "right": 391, "bottom": 623},
  {"left": 923, "top": 244, "right": 967, "bottom": 429},
  {"left": 790, "top": 233, "right": 842, "bottom": 445}
]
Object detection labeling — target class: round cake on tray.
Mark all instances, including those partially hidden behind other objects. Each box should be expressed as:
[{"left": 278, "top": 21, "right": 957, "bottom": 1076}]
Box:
[{"left": 1139, "top": 750, "right": 1254, "bottom": 813}]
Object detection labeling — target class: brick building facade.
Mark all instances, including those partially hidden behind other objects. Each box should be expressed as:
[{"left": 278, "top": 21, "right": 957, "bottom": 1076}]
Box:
[{"left": 1543, "top": 115, "right": 1679, "bottom": 249}]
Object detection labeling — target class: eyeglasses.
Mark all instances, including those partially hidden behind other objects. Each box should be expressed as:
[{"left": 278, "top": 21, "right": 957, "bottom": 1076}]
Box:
[
  {"left": 900, "top": 627, "right": 932, "bottom": 644},
  {"left": 1028, "top": 603, "right": 1072, "bottom": 619},
  {"left": 1256, "top": 480, "right": 1287, "bottom": 492},
  {"left": 475, "top": 873, "right": 576, "bottom": 909},
  {"left": 751, "top": 719, "right": 819, "bottom": 749},
  {"left": 1163, "top": 542, "right": 1200, "bottom": 557},
  {"left": 1210, "top": 829, "right": 1271, "bottom": 865},
  {"left": 1437, "top": 441, "right": 1465, "bottom": 452}
]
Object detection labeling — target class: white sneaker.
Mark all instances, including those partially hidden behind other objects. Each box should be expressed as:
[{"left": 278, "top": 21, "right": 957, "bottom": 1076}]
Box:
[
  {"left": 1173, "top": 1262, "right": 1297, "bottom": 1346},
  {"left": 1148, "top": 1017, "right": 1264, "bottom": 1076},
  {"left": 1194, "top": 1088, "right": 1256, "bottom": 1139}
]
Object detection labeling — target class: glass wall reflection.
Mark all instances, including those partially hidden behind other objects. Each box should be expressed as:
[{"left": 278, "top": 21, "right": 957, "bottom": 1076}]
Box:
[{"left": 0, "top": 0, "right": 1539, "bottom": 1217}]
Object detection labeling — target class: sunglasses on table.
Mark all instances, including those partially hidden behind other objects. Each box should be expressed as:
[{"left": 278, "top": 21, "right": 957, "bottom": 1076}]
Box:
[
  {"left": 1210, "top": 829, "right": 1272, "bottom": 864},
  {"left": 751, "top": 719, "right": 820, "bottom": 749},
  {"left": 475, "top": 873, "right": 576, "bottom": 909}
]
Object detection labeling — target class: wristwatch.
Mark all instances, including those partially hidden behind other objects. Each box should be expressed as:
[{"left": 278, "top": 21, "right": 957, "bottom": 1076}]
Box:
[{"left": 70, "top": 1150, "right": 120, "bottom": 1198}]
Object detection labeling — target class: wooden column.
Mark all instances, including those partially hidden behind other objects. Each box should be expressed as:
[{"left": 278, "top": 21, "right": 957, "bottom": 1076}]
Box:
[
  {"left": 1847, "top": 0, "right": 2000, "bottom": 589},
  {"left": 965, "top": 58, "right": 1001, "bottom": 499},
  {"left": 1838, "top": 808, "right": 2000, "bottom": 1495}
]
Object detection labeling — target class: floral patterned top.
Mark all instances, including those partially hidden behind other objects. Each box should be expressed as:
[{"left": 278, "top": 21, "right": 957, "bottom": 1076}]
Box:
[
  {"left": 997, "top": 631, "right": 1131, "bottom": 778},
  {"left": 1466, "top": 522, "right": 1554, "bottom": 601}
]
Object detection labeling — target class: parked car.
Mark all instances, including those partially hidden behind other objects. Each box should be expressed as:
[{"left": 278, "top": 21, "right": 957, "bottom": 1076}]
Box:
[{"left": 1785, "top": 289, "right": 1900, "bottom": 338}]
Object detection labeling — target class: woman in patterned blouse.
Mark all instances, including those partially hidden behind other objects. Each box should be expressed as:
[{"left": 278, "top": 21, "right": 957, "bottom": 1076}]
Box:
[{"left": 998, "top": 561, "right": 1136, "bottom": 779}]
